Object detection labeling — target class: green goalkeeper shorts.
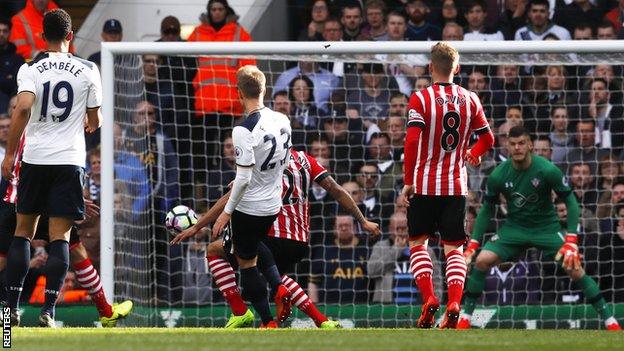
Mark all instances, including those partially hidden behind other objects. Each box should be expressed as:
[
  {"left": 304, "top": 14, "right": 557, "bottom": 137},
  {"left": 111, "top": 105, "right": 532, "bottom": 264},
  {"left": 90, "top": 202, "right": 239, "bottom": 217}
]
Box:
[{"left": 481, "top": 224, "right": 565, "bottom": 262}]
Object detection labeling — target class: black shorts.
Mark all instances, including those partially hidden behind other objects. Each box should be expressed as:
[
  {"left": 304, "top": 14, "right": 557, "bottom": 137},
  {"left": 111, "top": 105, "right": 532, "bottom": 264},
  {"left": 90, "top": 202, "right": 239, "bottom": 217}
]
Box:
[
  {"left": 262, "top": 236, "right": 309, "bottom": 274},
  {"left": 230, "top": 210, "right": 278, "bottom": 260},
  {"left": 407, "top": 195, "right": 467, "bottom": 245},
  {"left": 17, "top": 162, "right": 85, "bottom": 220},
  {"left": 0, "top": 199, "right": 81, "bottom": 255}
]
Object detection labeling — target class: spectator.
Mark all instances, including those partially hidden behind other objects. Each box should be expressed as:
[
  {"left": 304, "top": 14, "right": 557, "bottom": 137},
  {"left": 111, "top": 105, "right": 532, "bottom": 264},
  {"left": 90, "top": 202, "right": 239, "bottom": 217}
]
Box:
[
  {"left": 554, "top": 0, "right": 602, "bottom": 33},
  {"left": 565, "top": 119, "right": 609, "bottom": 173},
  {"left": 597, "top": 177, "right": 624, "bottom": 220},
  {"left": 156, "top": 15, "right": 197, "bottom": 204},
  {"left": 549, "top": 106, "right": 573, "bottom": 163},
  {"left": 604, "top": 0, "right": 624, "bottom": 35},
  {"left": 188, "top": 0, "right": 254, "bottom": 170},
  {"left": 414, "top": 76, "right": 431, "bottom": 91},
  {"left": 463, "top": 0, "right": 505, "bottom": 41},
  {"left": 515, "top": 0, "right": 571, "bottom": 41},
  {"left": 142, "top": 54, "right": 175, "bottom": 137},
  {"left": 388, "top": 92, "right": 408, "bottom": 117},
  {"left": 377, "top": 12, "right": 426, "bottom": 96},
  {"left": 367, "top": 133, "right": 401, "bottom": 200},
  {"left": 360, "top": 0, "right": 387, "bottom": 41},
  {"left": 533, "top": 136, "right": 553, "bottom": 160},
  {"left": 405, "top": 0, "right": 441, "bottom": 41},
  {"left": 299, "top": 0, "right": 330, "bottom": 41},
  {"left": 0, "top": 17, "right": 23, "bottom": 115},
  {"left": 596, "top": 20, "right": 618, "bottom": 40},
  {"left": 356, "top": 163, "right": 393, "bottom": 224},
  {"left": 85, "top": 147, "right": 101, "bottom": 205},
  {"left": 496, "top": 0, "right": 529, "bottom": 40},
  {"left": 322, "top": 94, "right": 365, "bottom": 175},
  {"left": 438, "top": 0, "right": 466, "bottom": 28},
  {"left": 308, "top": 215, "right": 370, "bottom": 303},
  {"left": 569, "top": 162, "right": 599, "bottom": 214},
  {"left": 494, "top": 121, "right": 512, "bottom": 162},
  {"left": 368, "top": 212, "right": 442, "bottom": 303},
  {"left": 9, "top": 0, "right": 60, "bottom": 60},
  {"left": 587, "top": 78, "right": 621, "bottom": 151},
  {"left": 572, "top": 23, "right": 594, "bottom": 40},
  {"left": 0, "top": 114, "right": 9, "bottom": 160},
  {"left": 505, "top": 106, "right": 523, "bottom": 127},
  {"left": 341, "top": 3, "right": 364, "bottom": 41},
  {"left": 491, "top": 64, "right": 523, "bottom": 122},
  {"left": 113, "top": 123, "right": 150, "bottom": 218},
  {"left": 467, "top": 69, "right": 492, "bottom": 118},
  {"left": 346, "top": 63, "right": 391, "bottom": 120},
  {"left": 87, "top": 19, "right": 123, "bottom": 68},
  {"left": 384, "top": 115, "right": 406, "bottom": 160},
  {"left": 206, "top": 133, "right": 236, "bottom": 204},
  {"left": 289, "top": 75, "right": 321, "bottom": 130},
  {"left": 340, "top": 181, "right": 367, "bottom": 219},
  {"left": 598, "top": 201, "right": 624, "bottom": 301},
  {"left": 274, "top": 61, "right": 339, "bottom": 114},
  {"left": 321, "top": 16, "right": 343, "bottom": 42},
  {"left": 533, "top": 65, "right": 579, "bottom": 134},
  {"left": 481, "top": 259, "right": 542, "bottom": 306},
  {"left": 442, "top": 22, "right": 464, "bottom": 40}
]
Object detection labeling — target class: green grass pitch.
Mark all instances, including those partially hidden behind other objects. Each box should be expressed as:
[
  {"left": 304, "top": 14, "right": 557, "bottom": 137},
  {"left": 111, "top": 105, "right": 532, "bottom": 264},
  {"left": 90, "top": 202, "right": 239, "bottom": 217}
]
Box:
[{"left": 10, "top": 328, "right": 624, "bottom": 351}]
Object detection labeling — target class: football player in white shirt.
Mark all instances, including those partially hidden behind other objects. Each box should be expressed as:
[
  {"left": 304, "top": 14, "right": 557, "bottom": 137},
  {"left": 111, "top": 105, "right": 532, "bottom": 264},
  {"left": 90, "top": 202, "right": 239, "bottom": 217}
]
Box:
[
  {"left": 211, "top": 65, "right": 292, "bottom": 328},
  {"left": 1, "top": 9, "right": 101, "bottom": 327}
]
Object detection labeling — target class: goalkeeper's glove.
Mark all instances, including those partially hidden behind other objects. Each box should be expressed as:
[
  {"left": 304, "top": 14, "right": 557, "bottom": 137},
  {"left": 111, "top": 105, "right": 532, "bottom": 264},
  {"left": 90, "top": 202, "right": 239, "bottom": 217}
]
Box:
[
  {"left": 464, "top": 239, "right": 480, "bottom": 265},
  {"left": 555, "top": 234, "right": 582, "bottom": 271}
]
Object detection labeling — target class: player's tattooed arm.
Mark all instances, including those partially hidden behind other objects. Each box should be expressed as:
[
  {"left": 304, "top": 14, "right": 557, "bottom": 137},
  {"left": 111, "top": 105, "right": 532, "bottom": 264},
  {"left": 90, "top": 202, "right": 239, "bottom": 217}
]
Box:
[{"left": 319, "top": 175, "right": 381, "bottom": 236}]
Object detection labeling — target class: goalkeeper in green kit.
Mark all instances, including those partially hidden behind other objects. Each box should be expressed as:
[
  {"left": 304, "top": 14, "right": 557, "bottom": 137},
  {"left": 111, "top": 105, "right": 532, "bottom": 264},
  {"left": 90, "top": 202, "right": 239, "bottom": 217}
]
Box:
[{"left": 457, "top": 126, "right": 621, "bottom": 330}]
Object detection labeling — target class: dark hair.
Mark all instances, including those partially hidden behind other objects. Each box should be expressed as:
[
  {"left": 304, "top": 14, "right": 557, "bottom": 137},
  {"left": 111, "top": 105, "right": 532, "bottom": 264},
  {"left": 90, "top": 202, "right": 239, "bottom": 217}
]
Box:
[
  {"left": 554, "top": 197, "right": 566, "bottom": 206},
  {"left": 390, "top": 91, "right": 409, "bottom": 100},
  {"left": 387, "top": 10, "right": 408, "bottom": 23},
  {"left": 543, "top": 33, "right": 560, "bottom": 40},
  {"left": 614, "top": 200, "right": 624, "bottom": 216},
  {"left": 324, "top": 16, "right": 342, "bottom": 27},
  {"left": 508, "top": 125, "right": 530, "bottom": 138},
  {"left": 359, "top": 162, "right": 379, "bottom": 172},
  {"left": 273, "top": 90, "right": 289, "bottom": 98},
  {"left": 534, "top": 136, "right": 551, "bottom": 146},
  {"left": 550, "top": 105, "right": 567, "bottom": 116},
  {"left": 573, "top": 23, "right": 594, "bottom": 34},
  {"left": 529, "top": 0, "right": 550, "bottom": 9},
  {"left": 342, "top": 2, "right": 363, "bottom": 15},
  {"left": 288, "top": 75, "right": 315, "bottom": 103},
  {"left": 43, "top": 9, "right": 72, "bottom": 43},
  {"left": 307, "top": 133, "right": 329, "bottom": 146},
  {"left": 577, "top": 118, "right": 596, "bottom": 128},
  {"left": 597, "top": 20, "right": 616, "bottom": 31},
  {"left": 361, "top": 63, "right": 385, "bottom": 74},
  {"left": 369, "top": 132, "right": 391, "bottom": 144},
  {"left": 591, "top": 77, "right": 608, "bottom": 88},
  {"left": 465, "top": 0, "right": 486, "bottom": 12},
  {"left": 613, "top": 178, "right": 624, "bottom": 189},
  {"left": 507, "top": 105, "right": 522, "bottom": 112},
  {"left": 0, "top": 17, "right": 11, "bottom": 30}
]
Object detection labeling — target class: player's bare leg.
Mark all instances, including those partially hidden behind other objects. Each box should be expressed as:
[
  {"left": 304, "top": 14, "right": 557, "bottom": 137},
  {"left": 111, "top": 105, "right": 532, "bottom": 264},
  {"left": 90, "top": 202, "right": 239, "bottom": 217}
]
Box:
[
  {"left": 70, "top": 240, "right": 133, "bottom": 327},
  {"left": 457, "top": 250, "right": 501, "bottom": 329},
  {"left": 206, "top": 240, "right": 254, "bottom": 328},
  {"left": 409, "top": 235, "right": 439, "bottom": 328},
  {"left": 439, "top": 243, "right": 467, "bottom": 329},
  {"left": 5, "top": 213, "right": 39, "bottom": 326}
]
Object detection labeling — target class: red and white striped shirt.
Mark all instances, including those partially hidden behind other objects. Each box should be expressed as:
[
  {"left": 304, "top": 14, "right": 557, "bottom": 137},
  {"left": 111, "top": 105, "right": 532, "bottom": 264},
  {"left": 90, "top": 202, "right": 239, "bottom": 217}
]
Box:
[
  {"left": 4, "top": 134, "right": 26, "bottom": 204},
  {"left": 405, "top": 83, "right": 489, "bottom": 196},
  {"left": 268, "top": 150, "right": 329, "bottom": 243}
]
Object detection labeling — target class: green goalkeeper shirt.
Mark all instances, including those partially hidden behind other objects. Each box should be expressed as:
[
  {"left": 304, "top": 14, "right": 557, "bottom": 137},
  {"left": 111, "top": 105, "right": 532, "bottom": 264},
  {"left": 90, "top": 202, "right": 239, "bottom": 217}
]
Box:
[{"left": 472, "top": 155, "right": 580, "bottom": 242}]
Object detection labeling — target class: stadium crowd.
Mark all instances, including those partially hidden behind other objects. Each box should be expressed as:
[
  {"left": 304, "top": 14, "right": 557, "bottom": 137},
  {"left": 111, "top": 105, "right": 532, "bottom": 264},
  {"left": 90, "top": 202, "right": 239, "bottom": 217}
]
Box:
[{"left": 1, "top": 0, "right": 624, "bottom": 308}]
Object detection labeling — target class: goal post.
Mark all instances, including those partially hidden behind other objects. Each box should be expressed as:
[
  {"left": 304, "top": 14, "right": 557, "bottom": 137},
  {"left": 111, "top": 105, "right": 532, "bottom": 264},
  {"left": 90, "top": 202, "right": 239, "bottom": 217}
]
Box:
[{"left": 101, "top": 40, "right": 624, "bottom": 328}]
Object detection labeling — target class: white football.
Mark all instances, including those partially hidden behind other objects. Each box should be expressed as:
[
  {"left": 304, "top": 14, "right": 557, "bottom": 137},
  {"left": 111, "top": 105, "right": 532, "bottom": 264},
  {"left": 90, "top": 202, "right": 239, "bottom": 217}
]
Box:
[{"left": 165, "top": 205, "right": 199, "bottom": 234}]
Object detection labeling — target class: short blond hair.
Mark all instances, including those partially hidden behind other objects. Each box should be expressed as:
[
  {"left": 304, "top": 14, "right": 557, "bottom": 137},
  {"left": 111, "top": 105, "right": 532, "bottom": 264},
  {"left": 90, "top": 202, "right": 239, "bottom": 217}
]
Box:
[
  {"left": 430, "top": 42, "right": 459, "bottom": 76},
  {"left": 237, "top": 65, "right": 266, "bottom": 98}
]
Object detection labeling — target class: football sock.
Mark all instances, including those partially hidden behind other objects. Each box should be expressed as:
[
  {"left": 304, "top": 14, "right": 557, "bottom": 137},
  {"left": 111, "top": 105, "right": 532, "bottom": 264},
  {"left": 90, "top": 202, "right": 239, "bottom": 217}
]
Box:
[
  {"left": 6, "top": 237, "right": 30, "bottom": 309},
  {"left": 409, "top": 245, "right": 435, "bottom": 302},
  {"left": 240, "top": 266, "right": 273, "bottom": 324},
  {"left": 445, "top": 249, "right": 467, "bottom": 306},
  {"left": 207, "top": 256, "right": 247, "bottom": 316},
  {"left": 282, "top": 275, "right": 328, "bottom": 327},
  {"left": 257, "top": 241, "right": 282, "bottom": 296},
  {"left": 576, "top": 274, "right": 611, "bottom": 320},
  {"left": 42, "top": 240, "right": 69, "bottom": 319},
  {"left": 72, "top": 257, "right": 113, "bottom": 318},
  {"left": 462, "top": 267, "right": 487, "bottom": 316},
  {"left": 0, "top": 268, "right": 6, "bottom": 303}
]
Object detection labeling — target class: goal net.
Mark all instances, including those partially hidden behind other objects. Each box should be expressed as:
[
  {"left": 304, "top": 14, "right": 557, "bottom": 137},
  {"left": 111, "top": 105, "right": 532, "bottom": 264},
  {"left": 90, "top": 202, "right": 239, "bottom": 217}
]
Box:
[{"left": 101, "top": 41, "right": 624, "bottom": 328}]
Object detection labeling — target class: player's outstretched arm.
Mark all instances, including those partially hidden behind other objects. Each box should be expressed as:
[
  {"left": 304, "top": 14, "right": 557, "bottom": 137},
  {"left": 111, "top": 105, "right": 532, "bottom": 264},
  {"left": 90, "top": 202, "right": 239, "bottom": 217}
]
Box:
[
  {"left": 2, "top": 92, "right": 34, "bottom": 179},
  {"left": 170, "top": 191, "right": 231, "bottom": 244},
  {"left": 319, "top": 175, "right": 381, "bottom": 236},
  {"left": 213, "top": 165, "right": 253, "bottom": 237}
]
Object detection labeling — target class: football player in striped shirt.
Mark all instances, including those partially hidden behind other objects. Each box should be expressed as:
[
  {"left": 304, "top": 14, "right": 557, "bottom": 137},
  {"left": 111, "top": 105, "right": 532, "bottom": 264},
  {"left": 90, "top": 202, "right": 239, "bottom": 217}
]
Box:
[
  {"left": 401, "top": 42, "right": 494, "bottom": 329},
  {"left": 172, "top": 149, "right": 380, "bottom": 328}
]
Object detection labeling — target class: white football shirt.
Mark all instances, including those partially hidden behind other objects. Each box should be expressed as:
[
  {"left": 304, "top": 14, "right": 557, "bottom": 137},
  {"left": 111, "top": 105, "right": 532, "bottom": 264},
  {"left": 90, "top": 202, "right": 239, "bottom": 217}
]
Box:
[
  {"left": 16, "top": 52, "right": 102, "bottom": 167},
  {"left": 232, "top": 107, "right": 292, "bottom": 216}
]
